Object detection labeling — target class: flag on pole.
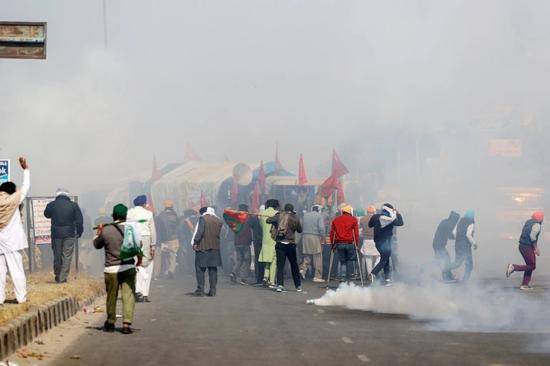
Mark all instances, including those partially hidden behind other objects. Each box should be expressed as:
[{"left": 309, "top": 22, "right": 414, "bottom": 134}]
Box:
[
  {"left": 331, "top": 149, "right": 349, "bottom": 178},
  {"left": 298, "top": 153, "right": 308, "bottom": 185},
  {"left": 251, "top": 181, "right": 260, "bottom": 213},
  {"left": 223, "top": 209, "right": 249, "bottom": 234}
]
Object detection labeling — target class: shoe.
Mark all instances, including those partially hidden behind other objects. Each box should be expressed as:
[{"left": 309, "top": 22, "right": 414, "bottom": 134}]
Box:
[
  {"left": 276, "top": 286, "right": 286, "bottom": 293},
  {"left": 313, "top": 278, "right": 325, "bottom": 283},
  {"left": 121, "top": 326, "right": 133, "bottom": 335},
  {"left": 506, "top": 264, "right": 515, "bottom": 278},
  {"left": 143, "top": 296, "right": 151, "bottom": 303},
  {"left": 299, "top": 269, "right": 306, "bottom": 280},
  {"left": 135, "top": 293, "right": 144, "bottom": 303},
  {"left": 296, "top": 286, "right": 303, "bottom": 293},
  {"left": 190, "top": 290, "right": 205, "bottom": 297},
  {"left": 239, "top": 279, "right": 249, "bottom": 286},
  {"left": 229, "top": 273, "right": 237, "bottom": 284},
  {"left": 206, "top": 291, "right": 216, "bottom": 297},
  {"left": 103, "top": 322, "right": 115, "bottom": 333},
  {"left": 519, "top": 285, "right": 533, "bottom": 291},
  {"left": 384, "top": 279, "right": 393, "bottom": 287},
  {"left": 367, "top": 273, "right": 375, "bottom": 283},
  {"left": 252, "top": 282, "right": 264, "bottom": 287}
]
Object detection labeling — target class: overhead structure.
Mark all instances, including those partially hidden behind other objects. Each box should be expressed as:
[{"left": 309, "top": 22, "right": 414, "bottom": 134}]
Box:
[{"left": 0, "top": 22, "right": 47, "bottom": 59}]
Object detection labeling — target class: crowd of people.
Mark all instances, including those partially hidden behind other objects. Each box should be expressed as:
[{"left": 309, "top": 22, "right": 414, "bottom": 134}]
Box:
[{"left": 0, "top": 157, "right": 544, "bottom": 336}]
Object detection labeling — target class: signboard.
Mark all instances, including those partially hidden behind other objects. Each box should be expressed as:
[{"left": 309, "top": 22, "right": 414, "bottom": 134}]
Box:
[
  {"left": 0, "top": 22, "right": 47, "bottom": 59},
  {"left": 30, "top": 197, "right": 54, "bottom": 245},
  {"left": 0, "top": 159, "right": 9, "bottom": 184},
  {"left": 488, "top": 139, "right": 522, "bottom": 157}
]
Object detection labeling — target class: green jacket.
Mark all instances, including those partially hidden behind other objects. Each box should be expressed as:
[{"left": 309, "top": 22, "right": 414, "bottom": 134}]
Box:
[{"left": 258, "top": 207, "right": 278, "bottom": 263}]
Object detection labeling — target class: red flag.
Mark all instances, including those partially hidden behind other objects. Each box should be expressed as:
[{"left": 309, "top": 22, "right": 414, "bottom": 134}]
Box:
[
  {"left": 231, "top": 179, "right": 239, "bottom": 207},
  {"left": 151, "top": 155, "right": 162, "bottom": 182},
  {"left": 331, "top": 149, "right": 349, "bottom": 178},
  {"left": 251, "top": 181, "right": 260, "bottom": 213},
  {"left": 258, "top": 160, "right": 266, "bottom": 194},
  {"left": 200, "top": 191, "right": 208, "bottom": 208},
  {"left": 298, "top": 154, "right": 308, "bottom": 185},
  {"left": 318, "top": 175, "right": 339, "bottom": 198},
  {"left": 185, "top": 143, "right": 202, "bottom": 161}
]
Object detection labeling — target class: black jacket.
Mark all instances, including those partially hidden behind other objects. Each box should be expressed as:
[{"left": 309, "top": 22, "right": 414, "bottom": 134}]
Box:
[
  {"left": 234, "top": 215, "right": 262, "bottom": 246},
  {"left": 44, "top": 196, "right": 84, "bottom": 239},
  {"left": 368, "top": 211, "right": 404, "bottom": 243},
  {"left": 432, "top": 211, "right": 460, "bottom": 250}
]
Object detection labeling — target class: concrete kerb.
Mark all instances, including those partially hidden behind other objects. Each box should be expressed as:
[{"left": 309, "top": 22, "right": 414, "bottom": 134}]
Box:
[{"left": 0, "top": 290, "right": 104, "bottom": 360}]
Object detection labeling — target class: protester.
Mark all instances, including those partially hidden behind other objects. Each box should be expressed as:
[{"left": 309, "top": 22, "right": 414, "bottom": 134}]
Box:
[
  {"left": 44, "top": 187, "right": 84, "bottom": 283},
  {"left": 367, "top": 203, "right": 404, "bottom": 285},
  {"left": 0, "top": 157, "right": 29, "bottom": 304},
  {"left": 506, "top": 211, "right": 544, "bottom": 290},
  {"left": 299, "top": 205, "right": 325, "bottom": 283},
  {"left": 156, "top": 200, "right": 180, "bottom": 279},
  {"left": 258, "top": 199, "right": 279, "bottom": 287},
  {"left": 230, "top": 204, "right": 261, "bottom": 285},
  {"left": 447, "top": 210, "right": 476, "bottom": 282},
  {"left": 127, "top": 195, "right": 157, "bottom": 303},
  {"left": 432, "top": 211, "right": 460, "bottom": 282},
  {"left": 360, "top": 206, "right": 380, "bottom": 275},
  {"left": 94, "top": 208, "right": 111, "bottom": 227},
  {"left": 330, "top": 205, "right": 360, "bottom": 283},
  {"left": 179, "top": 209, "right": 200, "bottom": 274},
  {"left": 93, "top": 204, "right": 138, "bottom": 335},
  {"left": 191, "top": 207, "right": 223, "bottom": 297},
  {"left": 267, "top": 203, "right": 303, "bottom": 293}
]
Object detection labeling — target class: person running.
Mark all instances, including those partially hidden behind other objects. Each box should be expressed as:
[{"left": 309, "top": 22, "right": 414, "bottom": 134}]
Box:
[
  {"left": 506, "top": 211, "right": 544, "bottom": 291},
  {"left": 230, "top": 204, "right": 261, "bottom": 285},
  {"left": 367, "top": 203, "right": 404, "bottom": 286},
  {"left": 330, "top": 205, "right": 360, "bottom": 283},
  {"left": 447, "top": 210, "right": 476, "bottom": 282},
  {"left": 267, "top": 203, "right": 303, "bottom": 293},
  {"left": 360, "top": 206, "right": 380, "bottom": 276},
  {"left": 432, "top": 211, "right": 460, "bottom": 282}
]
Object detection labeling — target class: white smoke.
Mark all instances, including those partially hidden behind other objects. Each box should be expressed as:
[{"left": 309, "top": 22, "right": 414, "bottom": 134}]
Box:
[{"left": 310, "top": 281, "right": 550, "bottom": 333}]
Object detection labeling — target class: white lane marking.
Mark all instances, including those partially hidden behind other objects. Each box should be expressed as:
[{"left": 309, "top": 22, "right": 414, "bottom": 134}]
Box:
[
  {"left": 328, "top": 321, "right": 336, "bottom": 326},
  {"left": 317, "top": 309, "right": 325, "bottom": 314},
  {"left": 357, "top": 354, "right": 370, "bottom": 362},
  {"left": 342, "top": 337, "right": 353, "bottom": 344}
]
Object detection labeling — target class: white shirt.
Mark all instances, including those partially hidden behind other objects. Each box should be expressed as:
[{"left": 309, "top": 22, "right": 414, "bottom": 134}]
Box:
[
  {"left": 0, "top": 170, "right": 30, "bottom": 254},
  {"left": 127, "top": 206, "right": 157, "bottom": 245}
]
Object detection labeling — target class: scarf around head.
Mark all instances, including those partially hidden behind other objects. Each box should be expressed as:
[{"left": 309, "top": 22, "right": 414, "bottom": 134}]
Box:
[{"left": 0, "top": 191, "right": 22, "bottom": 230}]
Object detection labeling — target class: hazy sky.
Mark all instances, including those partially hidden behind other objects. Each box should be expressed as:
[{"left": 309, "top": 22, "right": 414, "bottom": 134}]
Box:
[{"left": 2, "top": 0, "right": 550, "bottom": 195}]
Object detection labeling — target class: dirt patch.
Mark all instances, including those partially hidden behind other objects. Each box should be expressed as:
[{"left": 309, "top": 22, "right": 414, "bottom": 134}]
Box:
[{"left": 0, "top": 272, "right": 103, "bottom": 326}]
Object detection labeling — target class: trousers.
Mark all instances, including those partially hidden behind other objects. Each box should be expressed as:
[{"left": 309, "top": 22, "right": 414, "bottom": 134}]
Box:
[
  {"left": 136, "top": 261, "right": 154, "bottom": 297},
  {"left": 275, "top": 243, "right": 301, "bottom": 288},
  {"left": 52, "top": 237, "right": 76, "bottom": 282},
  {"left": 105, "top": 269, "right": 136, "bottom": 325},
  {"left": 0, "top": 251, "right": 26, "bottom": 304}
]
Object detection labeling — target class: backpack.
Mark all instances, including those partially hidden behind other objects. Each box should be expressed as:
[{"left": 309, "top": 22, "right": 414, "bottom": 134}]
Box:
[
  {"left": 270, "top": 212, "right": 290, "bottom": 240},
  {"left": 113, "top": 223, "right": 143, "bottom": 260}
]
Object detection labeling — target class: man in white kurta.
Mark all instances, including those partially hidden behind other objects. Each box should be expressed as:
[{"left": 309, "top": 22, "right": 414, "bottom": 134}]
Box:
[
  {"left": 0, "top": 158, "right": 30, "bottom": 304},
  {"left": 127, "top": 195, "right": 157, "bottom": 302}
]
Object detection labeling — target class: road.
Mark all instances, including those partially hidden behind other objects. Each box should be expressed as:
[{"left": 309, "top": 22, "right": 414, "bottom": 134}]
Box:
[{"left": 27, "top": 275, "right": 550, "bottom": 365}]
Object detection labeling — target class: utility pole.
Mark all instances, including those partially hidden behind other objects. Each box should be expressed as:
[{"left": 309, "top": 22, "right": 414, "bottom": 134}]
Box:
[{"left": 103, "top": 0, "right": 108, "bottom": 47}]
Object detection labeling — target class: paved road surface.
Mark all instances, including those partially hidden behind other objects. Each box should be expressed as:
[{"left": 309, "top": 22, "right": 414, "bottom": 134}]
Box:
[{"left": 47, "top": 275, "right": 550, "bottom": 366}]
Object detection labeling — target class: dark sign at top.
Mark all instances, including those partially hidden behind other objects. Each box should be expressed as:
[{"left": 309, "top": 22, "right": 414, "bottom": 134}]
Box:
[{"left": 0, "top": 22, "right": 47, "bottom": 59}]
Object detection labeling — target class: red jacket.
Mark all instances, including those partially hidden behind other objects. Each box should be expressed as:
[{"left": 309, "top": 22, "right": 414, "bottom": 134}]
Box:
[{"left": 330, "top": 213, "right": 360, "bottom": 245}]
